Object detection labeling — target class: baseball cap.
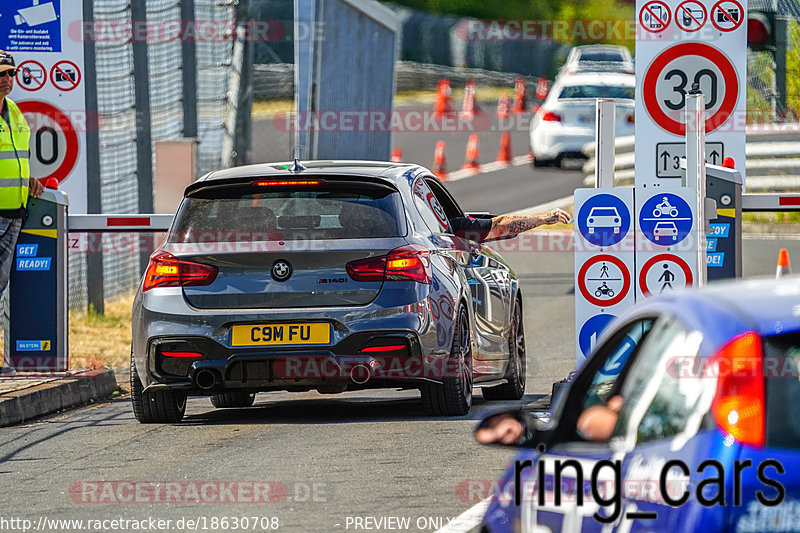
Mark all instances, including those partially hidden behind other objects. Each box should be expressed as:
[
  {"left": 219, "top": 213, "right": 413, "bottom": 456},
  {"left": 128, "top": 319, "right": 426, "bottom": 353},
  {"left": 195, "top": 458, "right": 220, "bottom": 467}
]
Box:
[{"left": 0, "top": 51, "right": 15, "bottom": 73}]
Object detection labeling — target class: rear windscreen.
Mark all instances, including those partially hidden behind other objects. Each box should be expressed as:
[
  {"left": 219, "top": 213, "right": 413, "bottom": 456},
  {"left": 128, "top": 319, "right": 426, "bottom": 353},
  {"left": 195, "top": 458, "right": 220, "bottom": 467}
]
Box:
[
  {"left": 168, "top": 181, "right": 406, "bottom": 242},
  {"left": 764, "top": 332, "right": 800, "bottom": 450},
  {"left": 579, "top": 52, "right": 624, "bottom": 62},
  {"left": 559, "top": 85, "right": 635, "bottom": 100}
]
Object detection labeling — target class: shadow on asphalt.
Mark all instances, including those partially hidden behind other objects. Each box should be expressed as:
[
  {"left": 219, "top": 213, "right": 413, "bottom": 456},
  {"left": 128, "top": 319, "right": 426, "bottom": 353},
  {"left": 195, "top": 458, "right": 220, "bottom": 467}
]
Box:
[{"left": 179, "top": 392, "right": 546, "bottom": 426}]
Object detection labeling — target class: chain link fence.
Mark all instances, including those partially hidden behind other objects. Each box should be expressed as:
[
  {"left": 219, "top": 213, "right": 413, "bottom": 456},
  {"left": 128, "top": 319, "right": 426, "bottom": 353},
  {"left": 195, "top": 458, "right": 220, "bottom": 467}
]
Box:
[
  {"left": 68, "top": 0, "right": 241, "bottom": 311},
  {"left": 747, "top": 18, "right": 800, "bottom": 122}
]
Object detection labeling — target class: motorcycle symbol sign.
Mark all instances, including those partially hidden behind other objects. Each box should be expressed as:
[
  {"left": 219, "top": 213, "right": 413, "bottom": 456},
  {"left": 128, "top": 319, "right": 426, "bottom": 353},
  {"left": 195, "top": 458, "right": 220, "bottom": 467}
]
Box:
[{"left": 639, "top": 193, "right": 693, "bottom": 245}]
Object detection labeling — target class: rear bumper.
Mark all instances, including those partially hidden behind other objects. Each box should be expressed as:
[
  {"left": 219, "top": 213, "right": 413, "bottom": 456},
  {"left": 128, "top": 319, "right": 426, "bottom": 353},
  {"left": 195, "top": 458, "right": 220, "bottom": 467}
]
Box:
[{"left": 142, "top": 331, "right": 453, "bottom": 394}]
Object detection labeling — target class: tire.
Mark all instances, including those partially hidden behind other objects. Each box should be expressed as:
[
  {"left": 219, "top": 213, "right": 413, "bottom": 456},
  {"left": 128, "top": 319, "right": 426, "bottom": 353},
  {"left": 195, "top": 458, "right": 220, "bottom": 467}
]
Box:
[
  {"left": 421, "top": 307, "right": 473, "bottom": 416},
  {"left": 210, "top": 392, "right": 256, "bottom": 408},
  {"left": 483, "top": 298, "right": 526, "bottom": 401},
  {"left": 532, "top": 157, "right": 552, "bottom": 168},
  {"left": 130, "top": 349, "right": 187, "bottom": 424}
]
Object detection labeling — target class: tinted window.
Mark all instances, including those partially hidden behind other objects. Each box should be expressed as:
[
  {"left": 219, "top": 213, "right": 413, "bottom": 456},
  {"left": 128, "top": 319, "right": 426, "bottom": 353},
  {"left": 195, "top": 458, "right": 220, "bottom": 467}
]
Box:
[
  {"left": 613, "top": 318, "right": 705, "bottom": 445},
  {"left": 764, "top": 332, "right": 800, "bottom": 450},
  {"left": 580, "top": 52, "right": 625, "bottom": 62},
  {"left": 169, "top": 182, "right": 406, "bottom": 242},
  {"left": 558, "top": 85, "right": 635, "bottom": 100}
]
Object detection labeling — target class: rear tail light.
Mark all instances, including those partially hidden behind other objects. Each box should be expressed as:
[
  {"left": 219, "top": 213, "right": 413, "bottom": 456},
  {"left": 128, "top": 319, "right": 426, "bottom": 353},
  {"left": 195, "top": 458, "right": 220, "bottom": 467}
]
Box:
[
  {"left": 252, "top": 180, "right": 323, "bottom": 187},
  {"left": 143, "top": 251, "right": 218, "bottom": 291},
  {"left": 711, "top": 331, "right": 764, "bottom": 446},
  {"left": 540, "top": 111, "right": 562, "bottom": 122},
  {"left": 346, "top": 245, "right": 431, "bottom": 284},
  {"left": 626, "top": 114, "right": 635, "bottom": 124}
]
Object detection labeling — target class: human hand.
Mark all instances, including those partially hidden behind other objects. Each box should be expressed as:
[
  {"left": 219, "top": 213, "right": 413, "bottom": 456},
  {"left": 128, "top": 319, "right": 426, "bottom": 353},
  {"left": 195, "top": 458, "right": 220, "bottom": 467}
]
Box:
[
  {"left": 475, "top": 414, "right": 525, "bottom": 445},
  {"left": 544, "top": 208, "right": 571, "bottom": 225},
  {"left": 576, "top": 395, "right": 623, "bottom": 442},
  {"left": 29, "top": 177, "right": 44, "bottom": 198}
]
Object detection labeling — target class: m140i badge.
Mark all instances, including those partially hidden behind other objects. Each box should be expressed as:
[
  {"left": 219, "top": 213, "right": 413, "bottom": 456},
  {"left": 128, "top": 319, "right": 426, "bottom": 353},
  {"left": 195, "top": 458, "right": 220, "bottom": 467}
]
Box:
[{"left": 271, "top": 260, "right": 292, "bottom": 281}]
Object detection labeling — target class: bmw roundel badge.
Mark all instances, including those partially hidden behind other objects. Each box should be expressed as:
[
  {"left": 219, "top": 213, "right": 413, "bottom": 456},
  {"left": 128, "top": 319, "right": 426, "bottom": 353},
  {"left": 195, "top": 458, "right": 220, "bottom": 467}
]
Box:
[{"left": 271, "top": 260, "right": 292, "bottom": 281}]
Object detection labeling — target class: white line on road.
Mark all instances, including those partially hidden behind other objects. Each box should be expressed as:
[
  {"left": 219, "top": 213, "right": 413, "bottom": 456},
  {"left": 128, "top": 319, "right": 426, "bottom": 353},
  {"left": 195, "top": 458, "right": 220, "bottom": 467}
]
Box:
[
  {"left": 446, "top": 154, "right": 531, "bottom": 182},
  {"left": 434, "top": 497, "right": 492, "bottom": 533}
]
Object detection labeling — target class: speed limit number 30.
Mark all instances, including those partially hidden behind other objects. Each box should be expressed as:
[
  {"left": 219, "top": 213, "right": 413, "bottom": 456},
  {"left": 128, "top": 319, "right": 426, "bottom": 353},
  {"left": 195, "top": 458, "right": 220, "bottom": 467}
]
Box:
[
  {"left": 643, "top": 42, "right": 739, "bottom": 136},
  {"left": 17, "top": 100, "right": 79, "bottom": 183}
]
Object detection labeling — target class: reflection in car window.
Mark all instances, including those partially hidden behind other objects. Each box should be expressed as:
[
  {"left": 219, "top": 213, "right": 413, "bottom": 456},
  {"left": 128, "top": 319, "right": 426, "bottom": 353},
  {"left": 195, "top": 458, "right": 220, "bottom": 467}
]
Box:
[
  {"left": 583, "top": 319, "right": 654, "bottom": 411},
  {"left": 412, "top": 178, "right": 450, "bottom": 233},
  {"left": 559, "top": 85, "right": 635, "bottom": 100},
  {"left": 613, "top": 318, "right": 705, "bottom": 445}
]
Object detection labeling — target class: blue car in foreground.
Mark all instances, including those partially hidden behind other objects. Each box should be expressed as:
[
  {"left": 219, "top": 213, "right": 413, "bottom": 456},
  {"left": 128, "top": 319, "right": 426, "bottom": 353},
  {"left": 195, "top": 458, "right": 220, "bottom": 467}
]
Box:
[{"left": 477, "top": 276, "right": 800, "bottom": 532}]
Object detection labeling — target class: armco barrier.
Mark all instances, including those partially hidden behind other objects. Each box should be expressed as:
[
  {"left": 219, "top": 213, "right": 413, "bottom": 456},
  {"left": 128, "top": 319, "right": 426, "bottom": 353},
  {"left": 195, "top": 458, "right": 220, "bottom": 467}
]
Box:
[{"left": 582, "top": 127, "right": 800, "bottom": 192}]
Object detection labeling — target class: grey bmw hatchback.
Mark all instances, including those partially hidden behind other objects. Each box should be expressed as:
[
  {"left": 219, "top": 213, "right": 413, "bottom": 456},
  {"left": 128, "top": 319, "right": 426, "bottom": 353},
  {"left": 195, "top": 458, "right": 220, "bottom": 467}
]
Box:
[{"left": 131, "top": 161, "right": 526, "bottom": 422}]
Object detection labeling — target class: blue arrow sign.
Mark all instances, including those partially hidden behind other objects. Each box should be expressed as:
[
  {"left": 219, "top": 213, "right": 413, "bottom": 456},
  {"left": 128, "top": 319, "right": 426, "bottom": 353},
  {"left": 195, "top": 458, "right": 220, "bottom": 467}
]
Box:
[{"left": 579, "top": 313, "right": 617, "bottom": 357}]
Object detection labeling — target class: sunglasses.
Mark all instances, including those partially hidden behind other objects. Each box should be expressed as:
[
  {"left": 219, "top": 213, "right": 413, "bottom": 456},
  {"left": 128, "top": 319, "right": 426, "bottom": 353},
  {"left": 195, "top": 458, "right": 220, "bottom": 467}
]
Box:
[{"left": 0, "top": 70, "right": 16, "bottom": 78}]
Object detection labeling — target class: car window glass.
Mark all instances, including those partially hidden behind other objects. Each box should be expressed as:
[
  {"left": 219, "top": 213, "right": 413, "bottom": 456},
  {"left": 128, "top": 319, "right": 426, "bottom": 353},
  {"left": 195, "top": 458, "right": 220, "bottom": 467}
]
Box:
[
  {"left": 412, "top": 177, "right": 450, "bottom": 233},
  {"left": 612, "top": 318, "right": 705, "bottom": 446},
  {"left": 559, "top": 85, "right": 634, "bottom": 100},
  {"left": 582, "top": 319, "right": 655, "bottom": 411},
  {"left": 424, "top": 178, "right": 463, "bottom": 220}
]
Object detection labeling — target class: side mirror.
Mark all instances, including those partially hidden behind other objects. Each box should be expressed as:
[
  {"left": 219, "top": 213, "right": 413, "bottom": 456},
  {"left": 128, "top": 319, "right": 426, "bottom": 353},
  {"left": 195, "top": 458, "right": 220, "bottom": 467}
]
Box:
[{"left": 474, "top": 409, "right": 554, "bottom": 448}]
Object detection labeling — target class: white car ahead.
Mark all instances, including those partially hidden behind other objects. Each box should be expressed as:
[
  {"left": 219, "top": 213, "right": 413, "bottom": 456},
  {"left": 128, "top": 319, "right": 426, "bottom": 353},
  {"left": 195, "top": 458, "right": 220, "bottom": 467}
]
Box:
[{"left": 530, "top": 72, "right": 635, "bottom": 167}]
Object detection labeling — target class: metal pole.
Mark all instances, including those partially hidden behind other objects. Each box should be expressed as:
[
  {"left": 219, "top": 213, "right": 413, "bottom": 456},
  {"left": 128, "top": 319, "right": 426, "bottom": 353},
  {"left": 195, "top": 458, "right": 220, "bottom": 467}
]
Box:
[
  {"left": 775, "top": 17, "right": 788, "bottom": 122},
  {"left": 234, "top": 0, "right": 254, "bottom": 166},
  {"left": 685, "top": 91, "right": 707, "bottom": 286},
  {"left": 131, "top": 1, "right": 154, "bottom": 275},
  {"left": 83, "top": 0, "right": 104, "bottom": 315},
  {"left": 594, "top": 99, "right": 615, "bottom": 189},
  {"left": 180, "top": 0, "right": 198, "bottom": 140}
]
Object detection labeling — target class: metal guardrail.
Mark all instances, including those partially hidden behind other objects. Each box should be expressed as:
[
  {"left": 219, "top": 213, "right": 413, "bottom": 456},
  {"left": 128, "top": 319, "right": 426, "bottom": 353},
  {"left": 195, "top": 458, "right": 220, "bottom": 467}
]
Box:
[{"left": 581, "top": 126, "right": 800, "bottom": 194}]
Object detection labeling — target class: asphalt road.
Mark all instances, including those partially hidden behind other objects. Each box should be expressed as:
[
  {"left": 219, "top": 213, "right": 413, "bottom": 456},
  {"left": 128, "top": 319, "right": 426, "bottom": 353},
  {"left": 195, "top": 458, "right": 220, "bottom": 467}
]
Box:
[{"left": 0, "top": 248, "right": 576, "bottom": 533}]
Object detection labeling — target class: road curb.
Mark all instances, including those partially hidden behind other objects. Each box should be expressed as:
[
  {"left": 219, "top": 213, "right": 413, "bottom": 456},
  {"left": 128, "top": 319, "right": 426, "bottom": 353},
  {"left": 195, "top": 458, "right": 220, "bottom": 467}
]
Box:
[{"left": 0, "top": 368, "right": 118, "bottom": 427}]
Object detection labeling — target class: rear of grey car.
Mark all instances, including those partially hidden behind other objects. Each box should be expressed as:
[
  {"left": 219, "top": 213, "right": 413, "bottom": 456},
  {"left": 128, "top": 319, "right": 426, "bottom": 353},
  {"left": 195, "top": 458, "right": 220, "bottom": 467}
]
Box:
[{"left": 131, "top": 167, "right": 479, "bottom": 423}]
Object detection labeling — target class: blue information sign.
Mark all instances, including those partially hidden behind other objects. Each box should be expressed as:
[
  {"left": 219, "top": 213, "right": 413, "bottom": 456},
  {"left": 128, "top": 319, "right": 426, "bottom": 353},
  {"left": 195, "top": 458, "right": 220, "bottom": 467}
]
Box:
[
  {"left": 577, "top": 194, "right": 631, "bottom": 247},
  {"left": 639, "top": 193, "right": 693, "bottom": 245},
  {"left": 579, "top": 313, "right": 617, "bottom": 357},
  {"left": 0, "top": 1, "right": 62, "bottom": 53}
]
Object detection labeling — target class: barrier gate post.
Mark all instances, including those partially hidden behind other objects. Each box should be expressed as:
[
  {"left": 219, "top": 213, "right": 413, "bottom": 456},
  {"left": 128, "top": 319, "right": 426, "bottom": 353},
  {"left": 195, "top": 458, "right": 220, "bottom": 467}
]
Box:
[{"left": 6, "top": 189, "right": 69, "bottom": 371}]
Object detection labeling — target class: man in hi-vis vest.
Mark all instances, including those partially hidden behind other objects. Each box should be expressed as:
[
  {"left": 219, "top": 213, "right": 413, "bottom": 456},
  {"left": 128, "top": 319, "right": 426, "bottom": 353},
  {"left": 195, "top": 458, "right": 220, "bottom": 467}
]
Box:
[{"left": 0, "top": 50, "right": 43, "bottom": 293}]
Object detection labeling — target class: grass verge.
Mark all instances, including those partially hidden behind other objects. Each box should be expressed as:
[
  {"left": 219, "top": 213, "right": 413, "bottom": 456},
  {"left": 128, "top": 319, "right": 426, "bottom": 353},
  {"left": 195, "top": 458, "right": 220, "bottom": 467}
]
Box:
[{"left": 69, "top": 293, "right": 133, "bottom": 370}]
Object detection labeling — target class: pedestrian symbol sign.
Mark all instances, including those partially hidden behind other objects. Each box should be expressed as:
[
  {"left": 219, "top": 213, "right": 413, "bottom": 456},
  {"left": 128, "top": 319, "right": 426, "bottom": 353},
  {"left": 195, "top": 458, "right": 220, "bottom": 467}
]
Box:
[
  {"left": 638, "top": 254, "right": 694, "bottom": 296},
  {"left": 639, "top": 193, "right": 693, "bottom": 245}
]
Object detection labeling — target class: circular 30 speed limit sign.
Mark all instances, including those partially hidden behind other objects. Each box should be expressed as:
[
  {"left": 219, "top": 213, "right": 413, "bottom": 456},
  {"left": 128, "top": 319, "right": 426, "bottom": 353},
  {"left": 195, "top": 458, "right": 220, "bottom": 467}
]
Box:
[
  {"left": 17, "top": 101, "right": 79, "bottom": 183},
  {"left": 643, "top": 42, "right": 739, "bottom": 136}
]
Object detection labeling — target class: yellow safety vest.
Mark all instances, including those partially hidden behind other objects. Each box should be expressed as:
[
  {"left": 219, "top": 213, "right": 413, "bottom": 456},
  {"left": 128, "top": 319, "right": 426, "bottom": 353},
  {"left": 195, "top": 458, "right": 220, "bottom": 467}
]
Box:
[{"left": 0, "top": 98, "right": 30, "bottom": 213}]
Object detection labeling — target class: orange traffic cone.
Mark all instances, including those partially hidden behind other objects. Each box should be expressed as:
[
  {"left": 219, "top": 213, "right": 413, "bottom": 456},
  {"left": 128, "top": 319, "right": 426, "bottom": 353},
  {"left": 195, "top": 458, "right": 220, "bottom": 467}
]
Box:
[
  {"left": 391, "top": 147, "right": 402, "bottom": 162},
  {"left": 512, "top": 76, "right": 526, "bottom": 114},
  {"left": 433, "top": 141, "right": 448, "bottom": 180},
  {"left": 535, "top": 76, "right": 549, "bottom": 101},
  {"left": 496, "top": 131, "right": 512, "bottom": 165},
  {"left": 460, "top": 79, "right": 480, "bottom": 121},
  {"left": 777, "top": 249, "right": 792, "bottom": 278},
  {"left": 463, "top": 134, "right": 480, "bottom": 172},
  {"left": 496, "top": 93, "right": 510, "bottom": 120},
  {"left": 434, "top": 79, "right": 453, "bottom": 119}
]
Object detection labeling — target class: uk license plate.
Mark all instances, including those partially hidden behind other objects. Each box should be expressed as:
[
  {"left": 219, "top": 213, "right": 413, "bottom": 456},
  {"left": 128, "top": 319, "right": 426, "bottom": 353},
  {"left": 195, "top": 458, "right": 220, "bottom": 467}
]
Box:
[{"left": 231, "top": 323, "right": 331, "bottom": 347}]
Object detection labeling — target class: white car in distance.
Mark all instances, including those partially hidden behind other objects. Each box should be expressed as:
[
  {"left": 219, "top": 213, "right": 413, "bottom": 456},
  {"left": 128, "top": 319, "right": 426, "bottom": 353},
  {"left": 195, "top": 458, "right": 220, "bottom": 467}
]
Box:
[{"left": 530, "top": 72, "right": 635, "bottom": 168}]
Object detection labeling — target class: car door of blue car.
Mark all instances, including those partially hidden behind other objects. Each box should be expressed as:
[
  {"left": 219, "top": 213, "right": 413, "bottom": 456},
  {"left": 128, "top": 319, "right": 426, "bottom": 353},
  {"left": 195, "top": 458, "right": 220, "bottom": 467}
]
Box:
[
  {"left": 517, "top": 317, "right": 656, "bottom": 532},
  {"left": 605, "top": 315, "right": 718, "bottom": 532}
]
